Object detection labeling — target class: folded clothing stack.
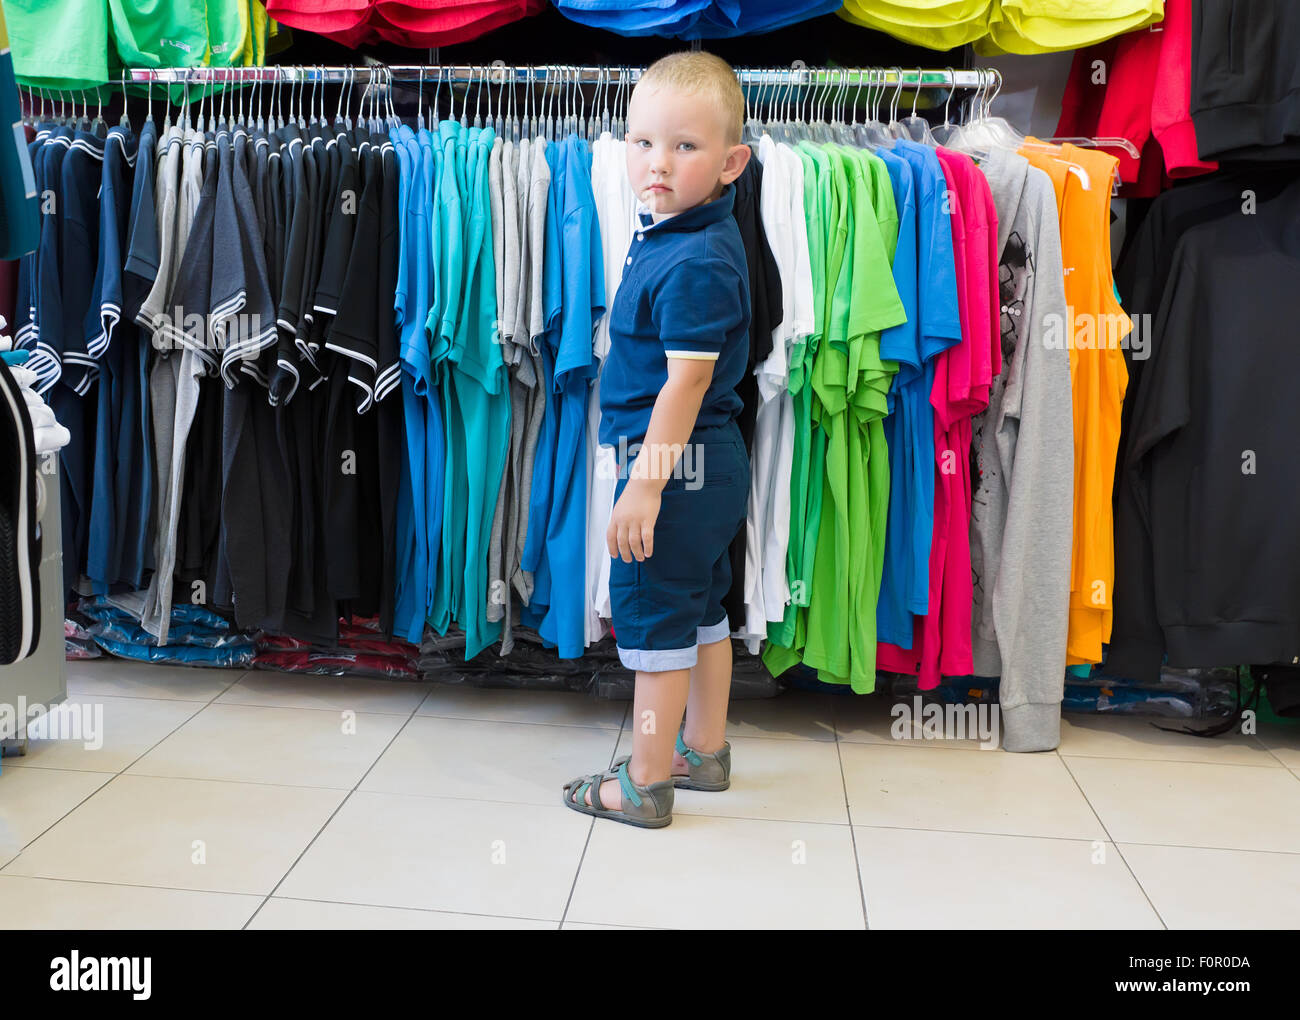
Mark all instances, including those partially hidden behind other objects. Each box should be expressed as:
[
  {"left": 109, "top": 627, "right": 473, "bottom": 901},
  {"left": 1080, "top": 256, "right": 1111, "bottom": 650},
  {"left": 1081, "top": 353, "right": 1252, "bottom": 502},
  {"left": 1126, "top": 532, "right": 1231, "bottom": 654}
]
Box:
[
  {"left": 266, "top": 0, "right": 545, "bottom": 47},
  {"left": 254, "top": 617, "right": 420, "bottom": 680},
  {"left": 838, "top": 0, "right": 1163, "bottom": 54},
  {"left": 78, "top": 595, "right": 256, "bottom": 668},
  {"left": 554, "top": 0, "right": 842, "bottom": 38}
]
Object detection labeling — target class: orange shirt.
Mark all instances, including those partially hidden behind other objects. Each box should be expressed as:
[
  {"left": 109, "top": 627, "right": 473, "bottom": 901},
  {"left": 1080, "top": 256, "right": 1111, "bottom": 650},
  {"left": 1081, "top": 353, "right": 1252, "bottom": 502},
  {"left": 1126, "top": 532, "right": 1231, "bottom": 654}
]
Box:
[{"left": 1020, "top": 140, "right": 1130, "bottom": 665}]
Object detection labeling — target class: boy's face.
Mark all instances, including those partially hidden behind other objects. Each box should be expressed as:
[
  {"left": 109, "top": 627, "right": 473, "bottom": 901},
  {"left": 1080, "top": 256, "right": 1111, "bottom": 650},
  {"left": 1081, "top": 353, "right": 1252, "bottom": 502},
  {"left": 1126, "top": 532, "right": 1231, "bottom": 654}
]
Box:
[{"left": 625, "top": 84, "right": 750, "bottom": 222}]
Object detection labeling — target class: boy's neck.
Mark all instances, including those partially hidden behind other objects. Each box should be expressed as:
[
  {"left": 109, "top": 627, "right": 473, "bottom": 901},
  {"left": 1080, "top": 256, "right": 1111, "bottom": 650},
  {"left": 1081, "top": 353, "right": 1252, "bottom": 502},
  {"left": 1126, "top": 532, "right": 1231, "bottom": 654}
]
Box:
[{"left": 650, "top": 180, "right": 727, "bottom": 224}]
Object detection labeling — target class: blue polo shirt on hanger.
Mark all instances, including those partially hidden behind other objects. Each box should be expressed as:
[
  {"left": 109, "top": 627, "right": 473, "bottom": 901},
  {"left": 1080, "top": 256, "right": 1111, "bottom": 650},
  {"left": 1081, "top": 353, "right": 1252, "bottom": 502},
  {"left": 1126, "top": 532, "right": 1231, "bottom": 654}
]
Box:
[
  {"left": 426, "top": 123, "right": 452, "bottom": 623},
  {"left": 878, "top": 138, "right": 962, "bottom": 647}
]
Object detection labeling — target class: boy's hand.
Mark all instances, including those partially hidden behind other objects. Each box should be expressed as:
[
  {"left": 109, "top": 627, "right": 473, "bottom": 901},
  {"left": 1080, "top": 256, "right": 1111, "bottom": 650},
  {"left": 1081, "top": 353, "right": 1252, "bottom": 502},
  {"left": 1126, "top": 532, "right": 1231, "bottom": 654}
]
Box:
[{"left": 607, "top": 479, "right": 661, "bottom": 563}]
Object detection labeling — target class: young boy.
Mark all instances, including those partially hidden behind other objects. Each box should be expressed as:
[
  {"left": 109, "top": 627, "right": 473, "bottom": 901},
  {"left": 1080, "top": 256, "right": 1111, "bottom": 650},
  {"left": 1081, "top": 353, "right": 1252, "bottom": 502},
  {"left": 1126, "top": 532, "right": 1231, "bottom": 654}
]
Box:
[{"left": 563, "top": 52, "right": 752, "bottom": 828}]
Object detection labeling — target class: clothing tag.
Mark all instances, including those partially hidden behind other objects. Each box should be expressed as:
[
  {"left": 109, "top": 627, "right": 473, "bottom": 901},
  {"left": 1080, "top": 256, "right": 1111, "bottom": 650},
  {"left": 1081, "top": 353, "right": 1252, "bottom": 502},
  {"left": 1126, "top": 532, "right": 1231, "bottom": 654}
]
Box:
[{"left": 13, "top": 121, "right": 35, "bottom": 198}]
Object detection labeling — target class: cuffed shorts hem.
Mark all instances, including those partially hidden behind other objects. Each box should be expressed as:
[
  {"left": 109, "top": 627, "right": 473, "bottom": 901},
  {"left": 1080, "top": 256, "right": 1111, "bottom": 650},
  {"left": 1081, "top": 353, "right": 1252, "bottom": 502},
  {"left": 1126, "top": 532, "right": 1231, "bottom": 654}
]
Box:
[
  {"left": 617, "top": 644, "right": 699, "bottom": 671},
  {"left": 696, "top": 617, "right": 731, "bottom": 645}
]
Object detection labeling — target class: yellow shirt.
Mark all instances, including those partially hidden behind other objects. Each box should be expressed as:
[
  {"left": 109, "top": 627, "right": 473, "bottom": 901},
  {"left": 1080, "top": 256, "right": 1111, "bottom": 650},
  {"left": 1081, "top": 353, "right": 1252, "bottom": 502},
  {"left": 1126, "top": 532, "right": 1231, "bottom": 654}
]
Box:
[
  {"left": 978, "top": 0, "right": 1164, "bottom": 55},
  {"left": 838, "top": 0, "right": 991, "bottom": 49}
]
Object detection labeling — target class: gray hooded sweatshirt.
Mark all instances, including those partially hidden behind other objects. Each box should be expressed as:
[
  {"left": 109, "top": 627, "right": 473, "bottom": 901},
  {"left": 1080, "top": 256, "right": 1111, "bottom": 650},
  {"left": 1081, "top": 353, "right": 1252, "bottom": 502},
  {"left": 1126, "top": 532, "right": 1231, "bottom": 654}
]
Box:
[{"left": 970, "top": 148, "right": 1074, "bottom": 752}]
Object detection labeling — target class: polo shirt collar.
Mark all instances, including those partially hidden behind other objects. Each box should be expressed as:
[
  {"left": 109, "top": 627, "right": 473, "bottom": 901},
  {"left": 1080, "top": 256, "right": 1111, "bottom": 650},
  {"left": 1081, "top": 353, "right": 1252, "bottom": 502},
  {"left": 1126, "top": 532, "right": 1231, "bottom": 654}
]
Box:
[{"left": 636, "top": 183, "right": 736, "bottom": 233}]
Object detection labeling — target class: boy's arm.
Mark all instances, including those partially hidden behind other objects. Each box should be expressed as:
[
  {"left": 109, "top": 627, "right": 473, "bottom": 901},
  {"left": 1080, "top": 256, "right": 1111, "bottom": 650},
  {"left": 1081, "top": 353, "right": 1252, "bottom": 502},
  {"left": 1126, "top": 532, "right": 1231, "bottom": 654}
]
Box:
[{"left": 607, "top": 357, "right": 714, "bottom": 563}]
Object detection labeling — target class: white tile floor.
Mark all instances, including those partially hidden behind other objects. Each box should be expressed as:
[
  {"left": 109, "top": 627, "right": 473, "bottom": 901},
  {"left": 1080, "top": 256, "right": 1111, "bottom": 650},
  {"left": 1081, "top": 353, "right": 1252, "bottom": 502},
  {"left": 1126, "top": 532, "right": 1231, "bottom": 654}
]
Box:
[{"left": 2, "top": 661, "right": 1299, "bottom": 929}]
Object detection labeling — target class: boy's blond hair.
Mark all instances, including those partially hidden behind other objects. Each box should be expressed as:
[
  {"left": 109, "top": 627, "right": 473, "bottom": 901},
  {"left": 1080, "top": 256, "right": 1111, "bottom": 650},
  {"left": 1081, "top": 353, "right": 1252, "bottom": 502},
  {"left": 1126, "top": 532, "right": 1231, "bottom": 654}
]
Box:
[{"left": 634, "top": 51, "right": 745, "bottom": 145}]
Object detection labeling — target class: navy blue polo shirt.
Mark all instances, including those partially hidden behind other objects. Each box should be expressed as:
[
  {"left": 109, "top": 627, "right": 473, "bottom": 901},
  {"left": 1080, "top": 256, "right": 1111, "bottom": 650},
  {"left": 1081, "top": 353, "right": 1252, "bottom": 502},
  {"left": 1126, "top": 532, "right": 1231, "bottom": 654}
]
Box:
[{"left": 598, "top": 183, "right": 750, "bottom": 448}]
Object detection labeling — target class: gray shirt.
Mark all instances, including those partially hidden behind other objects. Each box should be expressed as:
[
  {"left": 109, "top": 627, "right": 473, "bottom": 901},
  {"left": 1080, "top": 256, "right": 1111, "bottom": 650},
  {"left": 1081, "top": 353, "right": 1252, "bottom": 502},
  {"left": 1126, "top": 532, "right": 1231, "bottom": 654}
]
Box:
[{"left": 969, "top": 147, "right": 1074, "bottom": 752}]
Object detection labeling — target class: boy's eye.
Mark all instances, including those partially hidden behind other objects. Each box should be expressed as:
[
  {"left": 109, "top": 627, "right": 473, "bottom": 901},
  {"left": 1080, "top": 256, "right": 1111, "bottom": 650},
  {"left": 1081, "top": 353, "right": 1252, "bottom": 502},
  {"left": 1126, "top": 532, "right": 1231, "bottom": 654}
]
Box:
[
  {"left": 678, "top": 142, "right": 696, "bottom": 151},
  {"left": 635, "top": 138, "right": 651, "bottom": 148}
]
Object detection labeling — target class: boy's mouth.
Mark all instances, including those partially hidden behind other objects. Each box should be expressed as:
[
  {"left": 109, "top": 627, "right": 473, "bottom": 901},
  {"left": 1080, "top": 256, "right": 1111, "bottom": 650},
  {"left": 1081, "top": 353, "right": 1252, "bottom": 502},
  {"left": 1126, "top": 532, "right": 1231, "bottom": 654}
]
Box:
[{"left": 647, "top": 183, "right": 672, "bottom": 193}]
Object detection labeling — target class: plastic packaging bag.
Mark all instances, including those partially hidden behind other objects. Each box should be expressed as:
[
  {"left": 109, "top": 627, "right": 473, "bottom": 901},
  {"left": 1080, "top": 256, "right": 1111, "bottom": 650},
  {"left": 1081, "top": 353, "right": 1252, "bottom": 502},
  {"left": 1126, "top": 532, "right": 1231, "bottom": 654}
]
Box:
[
  {"left": 253, "top": 649, "right": 419, "bottom": 681},
  {"left": 418, "top": 627, "right": 784, "bottom": 700}
]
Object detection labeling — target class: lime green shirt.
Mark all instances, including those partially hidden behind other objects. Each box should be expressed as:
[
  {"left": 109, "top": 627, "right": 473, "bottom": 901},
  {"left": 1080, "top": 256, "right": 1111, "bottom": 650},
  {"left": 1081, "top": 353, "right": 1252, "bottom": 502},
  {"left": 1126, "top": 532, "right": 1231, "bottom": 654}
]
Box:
[{"left": 802, "top": 146, "right": 905, "bottom": 690}]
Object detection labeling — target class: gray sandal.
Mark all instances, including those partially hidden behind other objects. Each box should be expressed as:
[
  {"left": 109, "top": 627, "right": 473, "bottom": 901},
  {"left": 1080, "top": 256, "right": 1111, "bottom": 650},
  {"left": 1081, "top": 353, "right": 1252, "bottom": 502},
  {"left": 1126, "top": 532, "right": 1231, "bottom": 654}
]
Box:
[
  {"left": 616, "top": 733, "right": 732, "bottom": 792},
  {"left": 562, "top": 760, "right": 674, "bottom": 828}
]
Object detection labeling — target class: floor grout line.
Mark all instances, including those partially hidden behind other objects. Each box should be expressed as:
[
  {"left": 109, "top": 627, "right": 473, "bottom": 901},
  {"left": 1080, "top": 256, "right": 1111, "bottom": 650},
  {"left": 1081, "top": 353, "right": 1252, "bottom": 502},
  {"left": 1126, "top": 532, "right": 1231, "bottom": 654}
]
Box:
[
  {"left": 1056, "top": 752, "right": 1168, "bottom": 930},
  {"left": 242, "top": 694, "right": 430, "bottom": 930},
  {"left": 833, "top": 718, "right": 871, "bottom": 930},
  {"left": 558, "top": 702, "right": 629, "bottom": 929}
]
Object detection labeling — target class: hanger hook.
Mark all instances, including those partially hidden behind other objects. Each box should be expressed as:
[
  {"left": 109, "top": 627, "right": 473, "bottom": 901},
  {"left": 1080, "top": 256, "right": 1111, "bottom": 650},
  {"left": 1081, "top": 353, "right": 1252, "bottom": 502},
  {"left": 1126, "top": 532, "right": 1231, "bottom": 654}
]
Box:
[{"left": 910, "top": 66, "right": 922, "bottom": 119}]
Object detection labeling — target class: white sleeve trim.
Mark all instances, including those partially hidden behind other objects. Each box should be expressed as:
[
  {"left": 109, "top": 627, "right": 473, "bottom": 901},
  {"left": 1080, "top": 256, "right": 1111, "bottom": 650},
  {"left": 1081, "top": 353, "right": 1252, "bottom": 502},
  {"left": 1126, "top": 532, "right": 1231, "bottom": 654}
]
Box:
[{"left": 663, "top": 350, "right": 719, "bottom": 361}]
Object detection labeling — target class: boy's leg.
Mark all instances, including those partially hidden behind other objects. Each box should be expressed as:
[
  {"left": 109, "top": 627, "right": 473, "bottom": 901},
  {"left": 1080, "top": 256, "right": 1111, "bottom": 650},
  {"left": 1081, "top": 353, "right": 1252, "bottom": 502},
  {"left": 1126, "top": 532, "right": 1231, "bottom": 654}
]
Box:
[
  {"left": 683, "top": 632, "right": 731, "bottom": 756},
  {"left": 578, "top": 666, "right": 688, "bottom": 810}
]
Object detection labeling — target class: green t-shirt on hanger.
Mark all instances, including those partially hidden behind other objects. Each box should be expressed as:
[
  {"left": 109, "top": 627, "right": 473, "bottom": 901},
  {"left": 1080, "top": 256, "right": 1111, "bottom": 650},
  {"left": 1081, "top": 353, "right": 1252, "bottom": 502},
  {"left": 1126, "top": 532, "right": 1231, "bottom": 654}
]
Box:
[{"left": 805, "top": 146, "right": 905, "bottom": 691}]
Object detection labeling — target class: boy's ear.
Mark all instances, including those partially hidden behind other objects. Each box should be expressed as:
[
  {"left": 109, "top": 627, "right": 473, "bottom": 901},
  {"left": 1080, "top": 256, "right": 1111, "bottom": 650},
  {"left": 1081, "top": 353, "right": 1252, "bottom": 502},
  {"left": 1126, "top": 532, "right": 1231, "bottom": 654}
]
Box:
[{"left": 719, "top": 142, "right": 751, "bottom": 186}]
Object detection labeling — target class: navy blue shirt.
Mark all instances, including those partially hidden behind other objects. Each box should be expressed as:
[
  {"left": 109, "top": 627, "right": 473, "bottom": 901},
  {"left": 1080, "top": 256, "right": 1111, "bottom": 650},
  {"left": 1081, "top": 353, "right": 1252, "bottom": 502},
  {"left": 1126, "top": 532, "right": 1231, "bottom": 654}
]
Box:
[{"left": 598, "top": 183, "right": 750, "bottom": 448}]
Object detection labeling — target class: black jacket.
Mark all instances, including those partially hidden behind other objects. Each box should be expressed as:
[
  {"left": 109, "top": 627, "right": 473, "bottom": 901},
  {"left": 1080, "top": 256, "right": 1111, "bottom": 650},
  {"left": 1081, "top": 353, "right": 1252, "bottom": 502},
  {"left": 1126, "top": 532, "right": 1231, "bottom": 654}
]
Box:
[{"left": 1109, "top": 178, "right": 1300, "bottom": 679}]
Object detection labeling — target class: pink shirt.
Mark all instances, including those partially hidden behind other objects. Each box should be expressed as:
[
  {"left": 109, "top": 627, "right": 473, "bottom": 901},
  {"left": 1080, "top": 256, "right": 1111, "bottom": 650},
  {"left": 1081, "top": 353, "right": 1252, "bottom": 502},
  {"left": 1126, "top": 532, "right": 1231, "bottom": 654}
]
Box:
[{"left": 877, "top": 149, "right": 998, "bottom": 688}]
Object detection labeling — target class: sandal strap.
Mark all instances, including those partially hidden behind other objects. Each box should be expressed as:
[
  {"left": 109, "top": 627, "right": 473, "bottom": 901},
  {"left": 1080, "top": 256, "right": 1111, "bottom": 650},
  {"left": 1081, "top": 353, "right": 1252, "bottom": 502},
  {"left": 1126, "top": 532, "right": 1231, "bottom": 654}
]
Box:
[
  {"left": 675, "top": 732, "right": 703, "bottom": 767},
  {"left": 616, "top": 761, "right": 644, "bottom": 808},
  {"left": 588, "top": 771, "right": 605, "bottom": 811}
]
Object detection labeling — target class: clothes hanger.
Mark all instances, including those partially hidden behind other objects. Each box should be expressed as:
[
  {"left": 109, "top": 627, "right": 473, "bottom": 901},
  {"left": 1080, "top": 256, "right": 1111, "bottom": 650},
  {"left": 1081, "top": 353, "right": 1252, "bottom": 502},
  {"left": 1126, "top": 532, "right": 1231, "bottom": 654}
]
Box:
[
  {"left": 529, "top": 65, "right": 539, "bottom": 142},
  {"left": 553, "top": 64, "right": 563, "bottom": 140},
  {"left": 832, "top": 69, "right": 854, "bottom": 144},
  {"left": 538, "top": 65, "right": 548, "bottom": 141},
  {"left": 896, "top": 67, "right": 936, "bottom": 144},
  {"left": 520, "top": 65, "right": 531, "bottom": 141},
  {"left": 560, "top": 65, "right": 570, "bottom": 139},
  {"left": 885, "top": 67, "right": 908, "bottom": 140},
  {"left": 305, "top": 66, "right": 315, "bottom": 130},
  {"left": 741, "top": 70, "right": 759, "bottom": 144},
  {"left": 575, "top": 66, "right": 583, "bottom": 138},
  {"left": 323, "top": 66, "right": 333, "bottom": 132},
  {"left": 954, "top": 67, "right": 1024, "bottom": 151},
  {"left": 575, "top": 66, "right": 585, "bottom": 139},
  {"left": 609, "top": 66, "right": 621, "bottom": 139},
  {"left": 117, "top": 72, "right": 130, "bottom": 128},
  {"left": 596, "top": 66, "right": 609, "bottom": 138},
  {"left": 218, "top": 70, "right": 229, "bottom": 132},
  {"left": 414, "top": 66, "right": 423, "bottom": 132},
  {"left": 495, "top": 61, "right": 507, "bottom": 136},
  {"left": 470, "top": 65, "right": 481, "bottom": 130},
  {"left": 386, "top": 67, "right": 397, "bottom": 132},
  {"left": 815, "top": 68, "right": 836, "bottom": 143}
]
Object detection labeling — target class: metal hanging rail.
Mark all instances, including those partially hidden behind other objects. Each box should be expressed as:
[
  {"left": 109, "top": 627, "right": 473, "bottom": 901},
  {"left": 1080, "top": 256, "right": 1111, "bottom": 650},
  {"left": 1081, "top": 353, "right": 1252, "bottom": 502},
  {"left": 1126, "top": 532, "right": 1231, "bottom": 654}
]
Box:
[{"left": 120, "top": 64, "right": 997, "bottom": 91}]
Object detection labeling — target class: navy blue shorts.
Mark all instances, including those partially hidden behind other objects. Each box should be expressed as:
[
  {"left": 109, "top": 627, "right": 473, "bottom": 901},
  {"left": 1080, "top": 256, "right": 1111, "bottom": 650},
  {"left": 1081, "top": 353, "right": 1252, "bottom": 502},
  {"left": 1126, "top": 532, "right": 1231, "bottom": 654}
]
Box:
[{"left": 609, "top": 422, "right": 749, "bottom": 672}]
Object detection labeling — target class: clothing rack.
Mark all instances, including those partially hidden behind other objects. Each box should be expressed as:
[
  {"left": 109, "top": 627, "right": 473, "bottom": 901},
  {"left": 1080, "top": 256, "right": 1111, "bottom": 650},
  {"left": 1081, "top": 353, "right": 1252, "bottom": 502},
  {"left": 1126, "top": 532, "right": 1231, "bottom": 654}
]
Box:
[{"left": 119, "top": 64, "right": 998, "bottom": 91}]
